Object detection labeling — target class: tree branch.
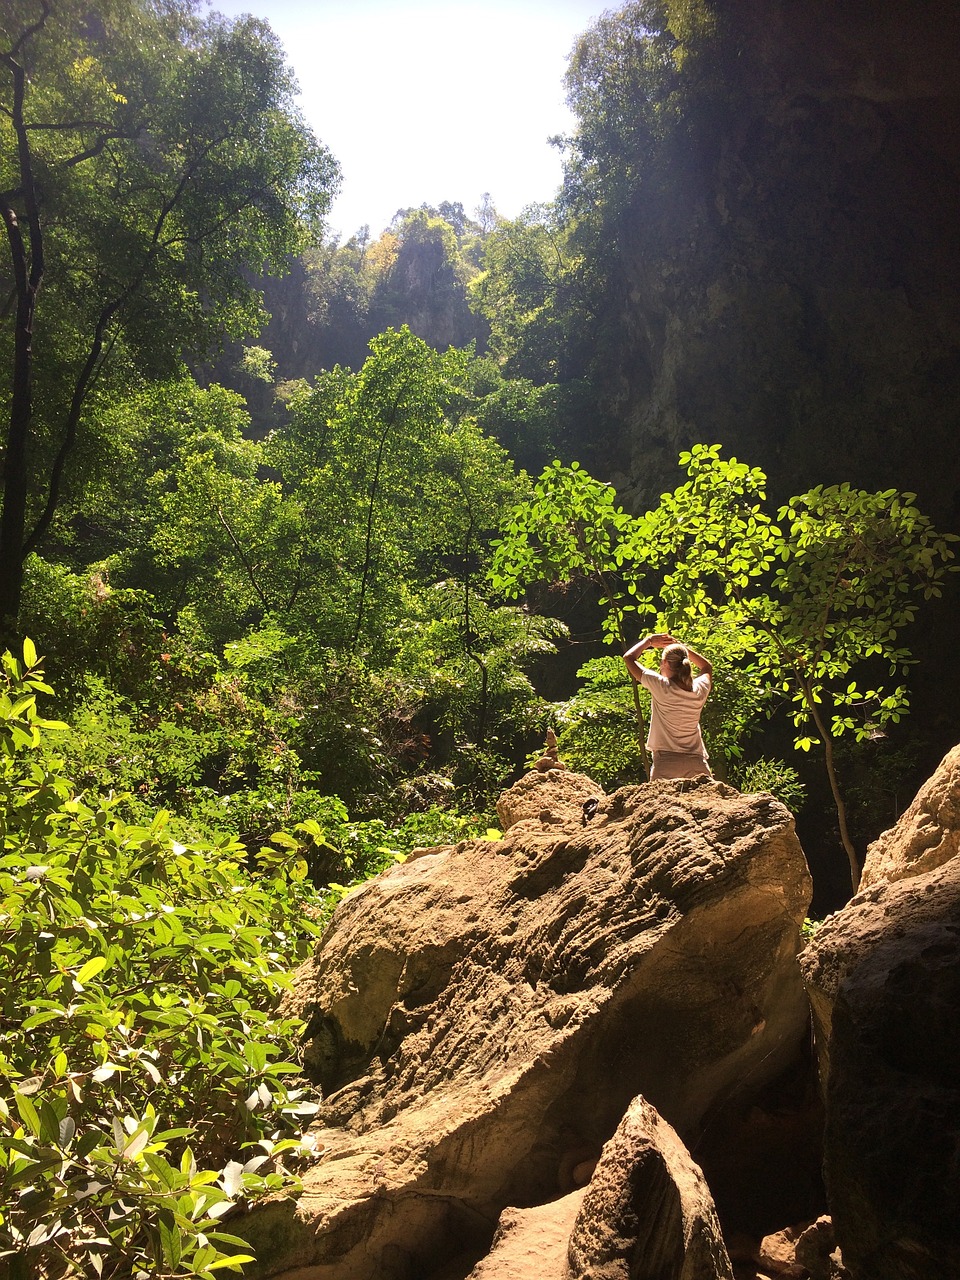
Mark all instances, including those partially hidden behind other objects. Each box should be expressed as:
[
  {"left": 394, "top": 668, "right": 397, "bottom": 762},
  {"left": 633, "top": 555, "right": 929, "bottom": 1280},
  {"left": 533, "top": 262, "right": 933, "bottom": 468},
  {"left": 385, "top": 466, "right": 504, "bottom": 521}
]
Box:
[
  {"left": 21, "top": 135, "right": 232, "bottom": 556},
  {"left": 216, "top": 506, "right": 273, "bottom": 617},
  {"left": 22, "top": 312, "right": 114, "bottom": 556},
  {"left": 1, "top": 1, "right": 51, "bottom": 61}
]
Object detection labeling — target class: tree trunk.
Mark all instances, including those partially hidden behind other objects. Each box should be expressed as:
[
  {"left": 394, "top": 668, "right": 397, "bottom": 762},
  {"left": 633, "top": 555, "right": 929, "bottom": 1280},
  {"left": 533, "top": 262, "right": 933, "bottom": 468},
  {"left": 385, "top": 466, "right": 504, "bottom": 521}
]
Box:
[
  {"left": 1, "top": 33, "right": 46, "bottom": 635},
  {"left": 0, "top": 232, "right": 33, "bottom": 631},
  {"left": 351, "top": 391, "right": 404, "bottom": 647},
  {"left": 803, "top": 680, "right": 861, "bottom": 894}
]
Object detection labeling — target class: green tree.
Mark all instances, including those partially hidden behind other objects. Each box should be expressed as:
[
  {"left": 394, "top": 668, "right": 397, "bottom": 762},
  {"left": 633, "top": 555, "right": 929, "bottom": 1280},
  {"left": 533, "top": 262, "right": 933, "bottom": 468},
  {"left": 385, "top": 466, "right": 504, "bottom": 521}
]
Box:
[
  {"left": 493, "top": 446, "right": 957, "bottom": 893},
  {"left": 632, "top": 445, "right": 957, "bottom": 890},
  {"left": 471, "top": 207, "right": 580, "bottom": 382},
  {"left": 557, "top": 1, "right": 729, "bottom": 387},
  {"left": 269, "top": 328, "right": 519, "bottom": 651},
  {"left": 491, "top": 460, "right": 653, "bottom": 774},
  {"left": 0, "top": 0, "right": 339, "bottom": 627}
]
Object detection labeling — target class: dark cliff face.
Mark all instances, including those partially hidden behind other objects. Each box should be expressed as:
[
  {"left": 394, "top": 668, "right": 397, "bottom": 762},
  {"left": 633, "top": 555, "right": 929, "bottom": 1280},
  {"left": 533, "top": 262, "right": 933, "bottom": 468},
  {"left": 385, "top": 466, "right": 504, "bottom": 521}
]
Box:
[{"left": 613, "top": 0, "right": 960, "bottom": 526}]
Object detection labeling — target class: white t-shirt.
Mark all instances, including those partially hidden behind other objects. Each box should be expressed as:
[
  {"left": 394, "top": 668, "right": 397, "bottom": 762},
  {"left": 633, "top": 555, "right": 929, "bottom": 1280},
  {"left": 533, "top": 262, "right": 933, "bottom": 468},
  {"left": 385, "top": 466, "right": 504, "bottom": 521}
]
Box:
[{"left": 636, "top": 667, "right": 711, "bottom": 756}]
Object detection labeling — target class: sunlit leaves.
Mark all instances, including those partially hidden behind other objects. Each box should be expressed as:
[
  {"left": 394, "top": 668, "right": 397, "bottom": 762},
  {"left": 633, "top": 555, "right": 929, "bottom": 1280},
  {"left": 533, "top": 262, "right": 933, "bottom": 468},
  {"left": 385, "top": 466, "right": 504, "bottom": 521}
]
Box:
[
  {"left": 491, "top": 458, "right": 641, "bottom": 646},
  {"left": 1, "top": 0, "right": 341, "bottom": 616},
  {"left": 492, "top": 444, "right": 957, "bottom": 884},
  {"left": 0, "top": 650, "right": 326, "bottom": 1277}
]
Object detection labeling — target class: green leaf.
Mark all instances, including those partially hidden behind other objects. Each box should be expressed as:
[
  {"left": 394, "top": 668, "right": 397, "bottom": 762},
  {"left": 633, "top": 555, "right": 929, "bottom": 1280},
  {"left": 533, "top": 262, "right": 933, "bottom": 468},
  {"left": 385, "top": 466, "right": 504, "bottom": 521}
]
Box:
[
  {"left": 13, "top": 1091, "right": 42, "bottom": 1137},
  {"left": 158, "top": 1213, "right": 183, "bottom": 1268},
  {"left": 76, "top": 956, "right": 109, "bottom": 984}
]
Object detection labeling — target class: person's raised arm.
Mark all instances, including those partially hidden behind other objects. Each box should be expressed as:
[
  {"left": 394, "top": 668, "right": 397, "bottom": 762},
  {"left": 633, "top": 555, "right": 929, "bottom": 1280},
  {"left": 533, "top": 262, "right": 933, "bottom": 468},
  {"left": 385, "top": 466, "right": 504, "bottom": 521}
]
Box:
[
  {"left": 681, "top": 644, "right": 713, "bottom": 682},
  {"left": 623, "top": 633, "right": 672, "bottom": 683}
]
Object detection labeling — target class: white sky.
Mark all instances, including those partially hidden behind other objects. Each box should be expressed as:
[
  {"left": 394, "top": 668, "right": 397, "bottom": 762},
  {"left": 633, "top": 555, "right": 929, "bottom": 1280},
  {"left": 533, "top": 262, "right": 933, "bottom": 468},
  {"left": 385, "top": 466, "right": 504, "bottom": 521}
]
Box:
[{"left": 208, "top": 0, "right": 605, "bottom": 240}]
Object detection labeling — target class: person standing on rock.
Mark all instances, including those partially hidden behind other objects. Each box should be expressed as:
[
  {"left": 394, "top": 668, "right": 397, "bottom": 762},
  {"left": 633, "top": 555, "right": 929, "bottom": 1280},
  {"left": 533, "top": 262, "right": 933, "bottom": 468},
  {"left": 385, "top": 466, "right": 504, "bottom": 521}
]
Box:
[{"left": 623, "top": 633, "right": 713, "bottom": 780}]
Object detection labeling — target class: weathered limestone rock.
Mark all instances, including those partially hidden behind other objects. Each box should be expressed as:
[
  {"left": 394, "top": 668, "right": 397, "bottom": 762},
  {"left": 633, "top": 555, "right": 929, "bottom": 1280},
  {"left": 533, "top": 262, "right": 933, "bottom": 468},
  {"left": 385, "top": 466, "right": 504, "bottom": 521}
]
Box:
[
  {"left": 531, "top": 726, "right": 570, "bottom": 773},
  {"left": 859, "top": 742, "right": 960, "bottom": 888},
  {"left": 567, "top": 1096, "right": 733, "bottom": 1280},
  {"left": 464, "top": 1190, "right": 585, "bottom": 1279},
  {"left": 466, "top": 1096, "right": 736, "bottom": 1280},
  {"left": 611, "top": 0, "right": 960, "bottom": 549},
  {"left": 755, "top": 1222, "right": 809, "bottom": 1278},
  {"left": 793, "top": 1217, "right": 848, "bottom": 1280},
  {"left": 494, "top": 767, "right": 599, "bottom": 830},
  {"left": 247, "top": 774, "right": 812, "bottom": 1278},
  {"left": 800, "top": 859, "right": 960, "bottom": 1279}
]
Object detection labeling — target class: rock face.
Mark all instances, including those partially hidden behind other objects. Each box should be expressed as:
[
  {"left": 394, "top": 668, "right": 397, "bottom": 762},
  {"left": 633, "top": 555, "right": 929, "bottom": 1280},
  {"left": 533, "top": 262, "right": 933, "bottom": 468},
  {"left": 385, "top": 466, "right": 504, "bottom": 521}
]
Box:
[
  {"left": 464, "top": 1191, "right": 586, "bottom": 1280},
  {"left": 605, "top": 0, "right": 960, "bottom": 532},
  {"left": 859, "top": 742, "right": 960, "bottom": 889},
  {"left": 246, "top": 774, "right": 812, "bottom": 1278},
  {"left": 800, "top": 746, "right": 960, "bottom": 1280}
]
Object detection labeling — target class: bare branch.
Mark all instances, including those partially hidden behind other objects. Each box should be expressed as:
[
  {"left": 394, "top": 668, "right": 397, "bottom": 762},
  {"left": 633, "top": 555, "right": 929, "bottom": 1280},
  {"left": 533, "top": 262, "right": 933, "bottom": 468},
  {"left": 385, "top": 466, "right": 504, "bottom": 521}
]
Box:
[
  {"left": 216, "top": 507, "right": 273, "bottom": 616},
  {"left": 1, "top": 0, "right": 51, "bottom": 62},
  {"left": 60, "top": 131, "right": 132, "bottom": 170}
]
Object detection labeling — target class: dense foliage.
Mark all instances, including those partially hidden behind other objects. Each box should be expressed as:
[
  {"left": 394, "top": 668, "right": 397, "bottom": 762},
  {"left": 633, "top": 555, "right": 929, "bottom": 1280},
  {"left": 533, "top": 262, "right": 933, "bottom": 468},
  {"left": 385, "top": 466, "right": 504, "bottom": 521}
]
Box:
[
  {"left": 2, "top": 0, "right": 957, "bottom": 1270},
  {"left": 0, "top": 644, "right": 507, "bottom": 1277},
  {"left": 0, "top": 0, "right": 340, "bottom": 623},
  {"left": 0, "top": 645, "right": 322, "bottom": 1276},
  {"left": 492, "top": 447, "right": 957, "bottom": 886}
]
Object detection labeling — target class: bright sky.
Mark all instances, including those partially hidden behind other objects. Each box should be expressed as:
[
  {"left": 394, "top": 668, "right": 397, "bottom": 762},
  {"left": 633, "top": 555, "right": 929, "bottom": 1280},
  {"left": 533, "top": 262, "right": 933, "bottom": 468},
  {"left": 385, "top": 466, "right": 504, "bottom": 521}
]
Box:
[{"left": 208, "top": 0, "right": 605, "bottom": 240}]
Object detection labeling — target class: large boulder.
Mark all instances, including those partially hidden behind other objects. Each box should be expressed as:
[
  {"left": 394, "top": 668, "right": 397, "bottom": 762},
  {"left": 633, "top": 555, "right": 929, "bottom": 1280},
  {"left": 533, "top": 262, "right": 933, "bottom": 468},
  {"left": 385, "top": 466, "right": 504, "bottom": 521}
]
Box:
[
  {"left": 465, "top": 1095, "right": 734, "bottom": 1280},
  {"left": 800, "top": 856, "right": 960, "bottom": 1279},
  {"left": 859, "top": 742, "right": 960, "bottom": 888},
  {"left": 464, "top": 1190, "right": 585, "bottom": 1280},
  {"left": 247, "top": 774, "right": 812, "bottom": 1278}
]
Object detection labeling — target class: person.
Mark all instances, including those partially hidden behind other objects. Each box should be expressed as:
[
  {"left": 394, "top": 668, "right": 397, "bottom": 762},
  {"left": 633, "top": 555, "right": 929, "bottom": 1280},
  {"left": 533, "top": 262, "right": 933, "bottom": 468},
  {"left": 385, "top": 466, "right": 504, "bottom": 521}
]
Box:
[{"left": 623, "top": 632, "right": 713, "bottom": 780}]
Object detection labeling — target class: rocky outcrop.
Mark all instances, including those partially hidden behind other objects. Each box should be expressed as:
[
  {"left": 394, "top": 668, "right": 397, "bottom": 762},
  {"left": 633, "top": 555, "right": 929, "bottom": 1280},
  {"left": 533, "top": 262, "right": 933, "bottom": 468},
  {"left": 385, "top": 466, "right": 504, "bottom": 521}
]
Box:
[
  {"left": 800, "top": 747, "right": 960, "bottom": 1280},
  {"left": 464, "top": 1191, "right": 585, "bottom": 1280},
  {"left": 793, "top": 1216, "right": 848, "bottom": 1280},
  {"left": 246, "top": 773, "right": 812, "bottom": 1278},
  {"left": 859, "top": 742, "right": 960, "bottom": 888}
]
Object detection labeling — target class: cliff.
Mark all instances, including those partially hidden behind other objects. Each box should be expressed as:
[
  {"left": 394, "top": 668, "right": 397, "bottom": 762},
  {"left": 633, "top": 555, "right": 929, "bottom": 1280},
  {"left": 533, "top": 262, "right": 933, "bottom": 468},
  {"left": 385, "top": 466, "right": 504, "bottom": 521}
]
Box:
[{"left": 592, "top": 0, "right": 960, "bottom": 529}]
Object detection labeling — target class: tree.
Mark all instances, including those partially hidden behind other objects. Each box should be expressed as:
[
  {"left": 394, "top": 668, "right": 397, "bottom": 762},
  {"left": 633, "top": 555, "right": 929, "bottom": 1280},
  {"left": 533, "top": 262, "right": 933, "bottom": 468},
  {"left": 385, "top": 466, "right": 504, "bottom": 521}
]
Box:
[
  {"left": 491, "top": 459, "right": 653, "bottom": 775},
  {"left": 493, "top": 447, "right": 957, "bottom": 893},
  {"left": 272, "top": 328, "right": 518, "bottom": 650},
  {"left": 475, "top": 192, "right": 499, "bottom": 237},
  {"left": 0, "top": 0, "right": 339, "bottom": 628},
  {"left": 632, "top": 446, "right": 957, "bottom": 890},
  {"left": 471, "top": 207, "right": 580, "bottom": 382}
]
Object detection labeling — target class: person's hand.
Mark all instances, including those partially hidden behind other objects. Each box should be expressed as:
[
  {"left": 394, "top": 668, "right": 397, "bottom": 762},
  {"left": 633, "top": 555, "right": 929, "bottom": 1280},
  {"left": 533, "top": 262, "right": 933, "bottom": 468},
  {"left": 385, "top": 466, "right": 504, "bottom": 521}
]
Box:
[{"left": 646, "top": 633, "right": 675, "bottom": 649}]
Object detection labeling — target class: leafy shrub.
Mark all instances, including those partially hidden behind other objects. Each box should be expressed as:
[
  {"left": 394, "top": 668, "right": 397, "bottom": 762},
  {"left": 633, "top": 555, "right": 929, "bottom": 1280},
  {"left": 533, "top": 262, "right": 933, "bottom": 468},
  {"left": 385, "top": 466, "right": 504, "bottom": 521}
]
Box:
[
  {"left": 729, "top": 757, "right": 807, "bottom": 814},
  {"left": 553, "top": 656, "right": 646, "bottom": 787},
  {"left": 0, "top": 645, "right": 327, "bottom": 1278}
]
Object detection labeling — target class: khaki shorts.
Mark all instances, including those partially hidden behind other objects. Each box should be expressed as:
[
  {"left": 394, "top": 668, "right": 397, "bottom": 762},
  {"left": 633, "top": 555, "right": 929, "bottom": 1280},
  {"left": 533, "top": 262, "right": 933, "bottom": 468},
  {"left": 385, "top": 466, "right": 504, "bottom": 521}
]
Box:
[{"left": 650, "top": 750, "right": 712, "bottom": 780}]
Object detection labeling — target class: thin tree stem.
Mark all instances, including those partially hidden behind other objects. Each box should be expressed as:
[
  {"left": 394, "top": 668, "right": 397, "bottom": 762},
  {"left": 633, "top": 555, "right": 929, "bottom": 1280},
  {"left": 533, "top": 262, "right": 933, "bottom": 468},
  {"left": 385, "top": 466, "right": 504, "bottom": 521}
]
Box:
[{"left": 801, "top": 677, "right": 860, "bottom": 893}]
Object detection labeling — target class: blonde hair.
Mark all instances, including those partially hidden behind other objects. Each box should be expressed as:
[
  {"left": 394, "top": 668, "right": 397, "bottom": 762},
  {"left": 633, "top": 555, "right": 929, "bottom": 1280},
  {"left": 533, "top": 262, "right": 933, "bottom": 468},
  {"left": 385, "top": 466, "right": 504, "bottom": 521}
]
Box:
[{"left": 662, "top": 643, "right": 693, "bottom": 691}]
